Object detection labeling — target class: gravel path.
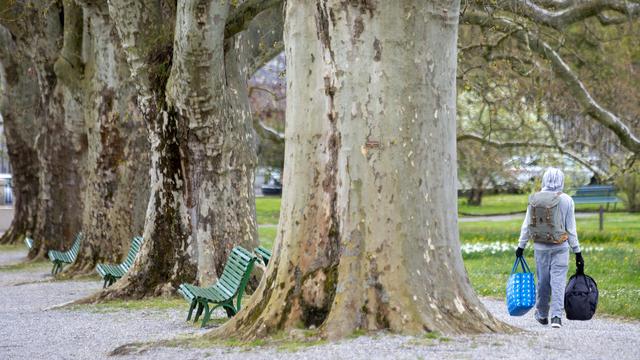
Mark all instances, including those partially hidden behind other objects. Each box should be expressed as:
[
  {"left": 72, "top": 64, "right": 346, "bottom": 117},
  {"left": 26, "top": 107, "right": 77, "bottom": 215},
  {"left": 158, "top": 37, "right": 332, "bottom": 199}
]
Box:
[{"left": 1, "top": 249, "right": 638, "bottom": 360}]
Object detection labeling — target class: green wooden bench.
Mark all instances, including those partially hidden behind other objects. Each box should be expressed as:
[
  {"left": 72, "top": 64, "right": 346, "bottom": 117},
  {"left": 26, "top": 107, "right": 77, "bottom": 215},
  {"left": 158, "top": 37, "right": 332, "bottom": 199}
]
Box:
[
  {"left": 572, "top": 185, "right": 621, "bottom": 205},
  {"left": 96, "top": 236, "right": 144, "bottom": 288},
  {"left": 178, "top": 246, "right": 257, "bottom": 327},
  {"left": 47, "top": 232, "right": 83, "bottom": 275},
  {"left": 571, "top": 185, "right": 621, "bottom": 230},
  {"left": 24, "top": 236, "right": 34, "bottom": 250},
  {"left": 255, "top": 246, "right": 272, "bottom": 266}
]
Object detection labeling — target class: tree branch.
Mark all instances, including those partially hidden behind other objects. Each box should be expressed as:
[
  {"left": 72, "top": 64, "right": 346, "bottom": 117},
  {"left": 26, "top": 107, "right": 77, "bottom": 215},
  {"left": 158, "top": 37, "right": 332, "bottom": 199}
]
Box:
[
  {"left": 225, "top": 0, "right": 283, "bottom": 39},
  {"left": 596, "top": 11, "right": 632, "bottom": 25},
  {"left": 488, "top": 0, "right": 640, "bottom": 29},
  {"left": 457, "top": 132, "right": 606, "bottom": 176},
  {"left": 463, "top": 11, "right": 640, "bottom": 155},
  {"left": 237, "top": 5, "right": 284, "bottom": 76},
  {"left": 253, "top": 117, "right": 284, "bottom": 143}
]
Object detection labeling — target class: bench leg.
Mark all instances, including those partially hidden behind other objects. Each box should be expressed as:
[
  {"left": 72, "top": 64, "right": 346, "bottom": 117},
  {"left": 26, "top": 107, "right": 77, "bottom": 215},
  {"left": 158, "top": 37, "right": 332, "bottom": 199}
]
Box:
[
  {"left": 223, "top": 304, "right": 236, "bottom": 318},
  {"left": 52, "top": 262, "right": 61, "bottom": 275},
  {"left": 193, "top": 303, "right": 204, "bottom": 322},
  {"left": 103, "top": 278, "right": 110, "bottom": 288},
  {"left": 201, "top": 303, "right": 211, "bottom": 327},
  {"left": 186, "top": 300, "right": 196, "bottom": 321}
]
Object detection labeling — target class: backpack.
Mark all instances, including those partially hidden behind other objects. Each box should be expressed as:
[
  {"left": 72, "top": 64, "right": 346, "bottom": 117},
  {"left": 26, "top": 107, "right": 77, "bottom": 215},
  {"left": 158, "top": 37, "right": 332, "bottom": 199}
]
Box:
[
  {"left": 564, "top": 272, "right": 599, "bottom": 320},
  {"left": 528, "top": 192, "right": 568, "bottom": 244}
]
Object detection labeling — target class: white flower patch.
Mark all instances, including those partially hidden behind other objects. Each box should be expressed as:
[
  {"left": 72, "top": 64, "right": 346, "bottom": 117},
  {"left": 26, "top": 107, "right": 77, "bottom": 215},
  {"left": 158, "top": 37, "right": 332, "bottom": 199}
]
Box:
[
  {"left": 461, "top": 242, "right": 512, "bottom": 255},
  {"left": 460, "top": 242, "right": 605, "bottom": 255}
]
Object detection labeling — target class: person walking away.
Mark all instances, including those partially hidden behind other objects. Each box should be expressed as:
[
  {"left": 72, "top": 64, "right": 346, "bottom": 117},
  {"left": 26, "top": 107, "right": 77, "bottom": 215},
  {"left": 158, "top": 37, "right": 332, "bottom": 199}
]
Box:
[{"left": 515, "top": 168, "right": 584, "bottom": 328}]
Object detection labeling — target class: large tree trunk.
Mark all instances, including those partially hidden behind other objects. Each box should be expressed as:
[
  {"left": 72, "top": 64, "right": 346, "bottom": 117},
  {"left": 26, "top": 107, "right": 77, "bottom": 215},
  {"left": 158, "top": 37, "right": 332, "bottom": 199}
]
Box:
[
  {"left": 31, "top": 2, "right": 86, "bottom": 259},
  {"left": 66, "top": 1, "right": 150, "bottom": 275},
  {"left": 166, "top": 0, "right": 258, "bottom": 285},
  {"left": 0, "top": 1, "right": 87, "bottom": 258},
  {"left": 0, "top": 27, "right": 41, "bottom": 245},
  {"left": 79, "top": 0, "right": 198, "bottom": 298},
  {"left": 31, "top": 69, "right": 86, "bottom": 259},
  {"left": 216, "top": 0, "right": 509, "bottom": 340},
  {"left": 86, "top": 0, "right": 259, "bottom": 300}
]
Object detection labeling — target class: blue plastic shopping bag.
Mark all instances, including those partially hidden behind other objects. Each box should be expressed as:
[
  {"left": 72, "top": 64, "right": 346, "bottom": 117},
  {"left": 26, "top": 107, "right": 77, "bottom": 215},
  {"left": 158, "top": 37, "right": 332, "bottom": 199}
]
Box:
[{"left": 506, "top": 256, "right": 536, "bottom": 316}]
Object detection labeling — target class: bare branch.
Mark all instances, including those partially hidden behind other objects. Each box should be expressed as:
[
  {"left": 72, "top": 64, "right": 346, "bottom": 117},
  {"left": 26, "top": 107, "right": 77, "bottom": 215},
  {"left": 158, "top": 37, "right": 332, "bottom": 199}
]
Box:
[
  {"left": 253, "top": 117, "right": 284, "bottom": 143},
  {"left": 596, "top": 11, "right": 632, "bottom": 25},
  {"left": 457, "top": 132, "right": 606, "bottom": 175},
  {"left": 463, "top": 11, "right": 640, "bottom": 155},
  {"left": 225, "top": 0, "right": 283, "bottom": 39},
  {"left": 488, "top": 0, "right": 640, "bottom": 29},
  {"left": 249, "top": 86, "right": 285, "bottom": 102},
  {"left": 533, "top": 0, "right": 573, "bottom": 9}
]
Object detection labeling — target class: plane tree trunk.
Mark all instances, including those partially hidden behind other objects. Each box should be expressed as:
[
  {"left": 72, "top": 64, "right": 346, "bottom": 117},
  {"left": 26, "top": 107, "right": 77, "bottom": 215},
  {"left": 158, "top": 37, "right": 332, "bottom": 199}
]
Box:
[
  {"left": 165, "top": 0, "right": 258, "bottom": 285},
  {"left": 78, "top": 0, "right": 197, "bottom": 298},
  {"left": 215, "top": 0, "right": 510, "bottom": 340},
  {"left": 65, "top": 0, "right": 150, "bottom": 275},
  {"left": 81, "top": 0, "right": 260, "bottom": 300},
  {"left": 0, "top": 1, "right": 86, "bottom": 258},
  {"left": 0, "top": 27, "right": 41, "bottom": 246}
]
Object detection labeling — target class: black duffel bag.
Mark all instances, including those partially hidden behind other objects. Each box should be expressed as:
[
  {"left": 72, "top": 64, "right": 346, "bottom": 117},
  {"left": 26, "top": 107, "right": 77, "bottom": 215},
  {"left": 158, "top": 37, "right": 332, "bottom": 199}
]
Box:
[{"left": 564, "top": 272, "right": 599, "bottom": 321}]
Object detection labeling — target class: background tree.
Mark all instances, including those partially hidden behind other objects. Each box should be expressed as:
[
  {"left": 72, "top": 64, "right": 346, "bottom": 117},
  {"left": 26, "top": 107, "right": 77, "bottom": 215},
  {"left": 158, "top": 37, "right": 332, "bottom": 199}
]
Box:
[
  {"left": 0, "top": 0, "right": 86, "bottom": 258},
  {"left": 80, "top": 0, "right": 280, "bottom": 300},
  {"left": 0, "top": 26, "right": 40, "bottom": 246}
]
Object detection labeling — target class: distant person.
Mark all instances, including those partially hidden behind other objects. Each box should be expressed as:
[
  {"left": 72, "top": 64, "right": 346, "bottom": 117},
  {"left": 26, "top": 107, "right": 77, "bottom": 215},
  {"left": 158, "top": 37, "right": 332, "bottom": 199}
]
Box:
[{"left": 515, "top": 168, "right": 584, "bottom": 328}]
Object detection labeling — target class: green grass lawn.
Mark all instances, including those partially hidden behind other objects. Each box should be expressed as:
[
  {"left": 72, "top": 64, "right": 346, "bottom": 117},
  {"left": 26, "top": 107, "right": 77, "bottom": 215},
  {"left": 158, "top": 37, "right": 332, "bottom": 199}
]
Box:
[
  {"left": 460, "top": 212, "right": 640, "bottom": 243},
  {"left": 458, "top": 193, "right": 628, "bottom": 215},
  {"left": 258, "top": 226, "right": 277, "bottom": 250},
  {"left": 458, "top": 194, "right": 529, "bottom": 215},
  {"left": 461, "top": 213, "right": 640, "bottom": 319},
  {"left": 259, "top": 194, "right": 630, "bottom": 220},
  {"left": 464, "top": 243, "right": 640, "bottom": 319},
  {"left": 256, "top": 196, "right": 282, "bottom": 225}
]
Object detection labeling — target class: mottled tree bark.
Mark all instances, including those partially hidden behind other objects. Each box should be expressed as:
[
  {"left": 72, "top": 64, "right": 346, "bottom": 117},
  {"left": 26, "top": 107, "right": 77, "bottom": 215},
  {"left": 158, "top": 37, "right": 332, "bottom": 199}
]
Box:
[
  {"left": 76, "top": 0, "right": 198, "bottom": 298},
  {"left": 66, "top": 1, "right": 150, "bottom": 275},
  {"left": 0, "top": 1, "right": 86, "bottom": 258},
  {"left": 0, "top": 27, "right": 40, "bottom": 245},
  {"left": 167, "top": 0, "right": 258, "bottom": 285},
  {"left": 216, "top": 0, "right": 510, "bottom": 339},
  {"left": 31, "top": 1, "right": 86, "bottom": 259},
  {"left": 81, "top": 0, "right": 260, "bottom": 300}
]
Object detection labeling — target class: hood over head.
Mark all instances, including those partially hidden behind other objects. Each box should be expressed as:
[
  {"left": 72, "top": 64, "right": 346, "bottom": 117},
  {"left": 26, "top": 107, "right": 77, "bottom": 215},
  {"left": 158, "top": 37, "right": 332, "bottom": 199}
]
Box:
[{"left": 541, "top": 167, "right": 564, "bottom": 192}]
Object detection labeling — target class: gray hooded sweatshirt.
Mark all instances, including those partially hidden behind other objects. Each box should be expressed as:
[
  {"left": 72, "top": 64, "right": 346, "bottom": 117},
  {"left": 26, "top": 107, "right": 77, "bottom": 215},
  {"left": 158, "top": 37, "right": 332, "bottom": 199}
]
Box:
[{"left": 518, "top": 168, "right": 581, "bottom": 253}]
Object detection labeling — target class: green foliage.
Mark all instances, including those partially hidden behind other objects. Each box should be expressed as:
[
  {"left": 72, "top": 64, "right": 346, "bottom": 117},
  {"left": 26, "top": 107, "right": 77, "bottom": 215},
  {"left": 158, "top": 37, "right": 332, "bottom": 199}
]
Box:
[{"left": 615, "top": 165, "right": 640, "bottom": 212}]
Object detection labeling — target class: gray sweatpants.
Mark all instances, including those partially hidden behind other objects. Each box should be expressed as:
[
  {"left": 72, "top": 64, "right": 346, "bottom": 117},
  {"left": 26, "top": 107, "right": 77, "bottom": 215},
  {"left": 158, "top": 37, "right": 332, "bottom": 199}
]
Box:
[{"left": 534, "top": 247, "right": 569, "bottom": 319}]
